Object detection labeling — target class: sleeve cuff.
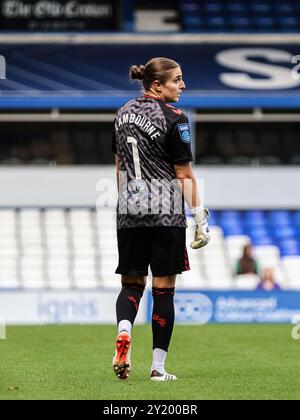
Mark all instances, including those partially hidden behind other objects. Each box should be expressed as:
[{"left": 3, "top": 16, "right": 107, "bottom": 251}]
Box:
[{"left": 172, "top": 157, "right": 194, "bottom": 164}]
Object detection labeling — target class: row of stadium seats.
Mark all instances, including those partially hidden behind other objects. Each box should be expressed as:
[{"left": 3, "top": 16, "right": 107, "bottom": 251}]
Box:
[
  {"left": 178, "top": 0, "right": 300, "bottom": 32},
  {"left": 0, "top": 208, "right": 105, "bottom": 289},
  {"left": 185, "top": 209, "right": 300, "bottom": 290},
  {"left": 2, "top": 125, "right": 299, "bottom": 167},
  {"left": 198, "top": 127, "right": 300, "bottom": 166},
  {"left": 209, "top": 210, "right": 300, "bottom": 255},
  {"left": 0, "top": 208, "right": 299, "bottom": 291},
  {"left": 0, "top": 127, "right": 114, "bottom": 166},
  {"left": 198, "top": 156, "right": 300, "bottom": 166}
]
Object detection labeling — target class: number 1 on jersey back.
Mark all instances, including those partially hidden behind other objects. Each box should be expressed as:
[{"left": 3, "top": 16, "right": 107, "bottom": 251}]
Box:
[{"left": 127, "top": 136, "right": 142, "bottom": 180}]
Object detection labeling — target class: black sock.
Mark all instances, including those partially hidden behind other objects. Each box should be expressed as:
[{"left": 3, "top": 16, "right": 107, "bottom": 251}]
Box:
[
  {"left": 152, "top": 287, "right": 175, "bottom": 352},
  {"left": 116, "top": 284, "right": 145, "bottom": 325}
]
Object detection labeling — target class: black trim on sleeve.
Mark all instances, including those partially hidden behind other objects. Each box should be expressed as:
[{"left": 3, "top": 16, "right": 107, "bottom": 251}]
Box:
[{"left": 172, "top": 157, "right": 194, "bottom": 164}]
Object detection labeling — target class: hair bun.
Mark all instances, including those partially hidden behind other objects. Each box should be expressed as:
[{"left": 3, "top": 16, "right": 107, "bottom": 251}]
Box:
[{"left": 130, "top": 65, "right": 145, "bottom": 80}]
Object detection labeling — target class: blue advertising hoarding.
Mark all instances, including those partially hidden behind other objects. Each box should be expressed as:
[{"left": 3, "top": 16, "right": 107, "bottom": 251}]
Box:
[
  {"left": 0, "top": 43, "right": 299, "bottom": 108},
  {"left": 147, "top": 291, "right": 300, "bottom": 324}
]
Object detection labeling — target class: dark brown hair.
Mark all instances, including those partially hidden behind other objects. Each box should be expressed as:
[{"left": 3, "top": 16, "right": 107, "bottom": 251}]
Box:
[{"left": 130, "top": 57, "right": 180, "bottom": 91}]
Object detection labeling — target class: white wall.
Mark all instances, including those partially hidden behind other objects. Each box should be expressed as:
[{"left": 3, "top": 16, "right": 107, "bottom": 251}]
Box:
[{"left": 0, "top": 166, "right": 299, "bottom": 208}]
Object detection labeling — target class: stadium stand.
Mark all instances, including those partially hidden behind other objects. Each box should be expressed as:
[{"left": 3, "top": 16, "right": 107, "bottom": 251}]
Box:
[
  {"left": 0, "top": 208, "right": 299, "bottom": 291},
  {"left": 178, "top": 0, "right": 300, "bottom": 32},
  {"left": 0, "top": 1, "right": 299, "bottom": 299},
  {"left": 1, "top": 116, "right": 300, "bottom": 167}
]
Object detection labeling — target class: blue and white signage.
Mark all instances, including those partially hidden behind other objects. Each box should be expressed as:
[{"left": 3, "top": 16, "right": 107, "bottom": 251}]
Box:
[
  {"left": 148, "top": 291, "right": 300, "bottom": 324},
  {"left": 0, "top": 43, "right": 299, "bottom": 108}
]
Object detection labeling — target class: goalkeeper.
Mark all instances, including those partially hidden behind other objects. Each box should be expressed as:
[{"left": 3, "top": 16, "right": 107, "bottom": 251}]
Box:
[{"left": 112, "top": 57, "right": 210, "bottom": 383}]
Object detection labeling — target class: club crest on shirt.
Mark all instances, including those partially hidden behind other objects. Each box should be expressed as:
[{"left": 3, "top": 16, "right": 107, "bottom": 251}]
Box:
[{"left": 178, "top": 124, "right": 191, "bottom": 143}]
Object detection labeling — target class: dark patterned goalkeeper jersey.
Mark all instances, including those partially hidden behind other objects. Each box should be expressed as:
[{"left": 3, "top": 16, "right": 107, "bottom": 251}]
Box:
[{"left": 112, "top": 95, "right": 193, "bottom": 229}]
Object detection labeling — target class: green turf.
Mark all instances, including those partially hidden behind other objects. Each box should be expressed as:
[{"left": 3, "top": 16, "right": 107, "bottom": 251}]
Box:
[{"left": 0, "top": 324, "right": 300, "bottom": 400}]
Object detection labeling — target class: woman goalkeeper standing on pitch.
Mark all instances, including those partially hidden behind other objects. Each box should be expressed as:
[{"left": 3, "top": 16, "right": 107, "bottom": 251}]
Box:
[{"left": 112, "top": 57, "right": 210, "bottom": 381}]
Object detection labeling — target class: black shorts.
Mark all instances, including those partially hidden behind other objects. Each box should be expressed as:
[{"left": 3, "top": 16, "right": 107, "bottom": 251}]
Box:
[{"left": 115, "top": 227, "right": 190, "bottom": 277}]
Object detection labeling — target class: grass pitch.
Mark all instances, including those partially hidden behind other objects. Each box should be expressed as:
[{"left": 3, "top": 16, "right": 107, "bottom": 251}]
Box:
[{"left": 0, "top": 324, "right": 300, "bottom": 400}]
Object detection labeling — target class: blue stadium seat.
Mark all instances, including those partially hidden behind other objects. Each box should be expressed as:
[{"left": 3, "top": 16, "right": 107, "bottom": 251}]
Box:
[
  {"left": 274, "top": 4, "right": 294, "bottom": 14},
  {"left": 206, "top": 11, "right": 226, "bottom": 19},
  {"left": 268, "top": 210, "right": 293, "bottom": 227},
  {"left": 251, "top": 3, "right": 272, "bottom": 13},
  {"left": 178, "top": 0, "right": 201, "bottom": 13},
  {"left": 278, "top": 17, "right": 300, "bottom": 32},
  {"left": 280, "top": 240, "right": 300, "bottom": 257},
  {"left": 230, "top": 17, "right": 252, "bottom": 31},
  {"left": 222, "top": 225, "right": 245, "bottom": 236},
  {"left": 254, "top": 17, "right": 276, "bottom": 31},
  {"left": 220, "top": 210, "right": 241, "bottom": 219},
  {"left": 227, "top": 2, "right": 247, "bottom": 13},
  {"left": 247, "top": 225, "right": 269, "bottom": 234},
  {"left": 182, "top": 16, "right": 205, "bottom": 25},
  {"left": 204, "top": 3, "right": 224, "bottom": 13},
  {"left": 220, "top": 211, "right": 243, "bottom": 235},
  {"left": 222, "top": 222, "right": 243, "bottom": 233},
  {"left": 207, "top": 17, "right": 228, "bottom": 31},
  {"left": 251, "top": 237, "right": 274, "bottom": 246},
  {"left": 294, "top": 211, "right": 300, "bottom": 226},
  {"left": 247, "top": 228, "right": 271, "bottom": 241},
  {"left": 272, "top": 226, "right": 296, "bottom": 241},
  {"left": 179, "top": 0, "right": 300, "bottom": 33},
  {"left": 245, "top": 210, "right": 266, "bottom": 227},
  {"left": 294, "top": 227, "right": 300, "bottom": 240},
  {"left": 219, "top": 211, "right": 242, "bottom": 225}
]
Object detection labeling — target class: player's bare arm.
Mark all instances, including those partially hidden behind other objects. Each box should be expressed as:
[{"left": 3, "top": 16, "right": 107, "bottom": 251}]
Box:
[{"left": 174, "top": 162, "right": 210, "bottom": 249}]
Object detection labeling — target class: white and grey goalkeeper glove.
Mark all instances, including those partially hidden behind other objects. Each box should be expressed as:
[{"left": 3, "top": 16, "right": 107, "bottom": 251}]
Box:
[{"left": 190, "top": 207, "right": 210, "bottom": 249}]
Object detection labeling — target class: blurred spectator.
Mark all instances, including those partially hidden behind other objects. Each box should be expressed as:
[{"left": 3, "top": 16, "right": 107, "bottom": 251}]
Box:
[
  {"left": 256, "top": 268, "right": 281, "bottom": 292},
  {"left": 236, "top": 244, "right": 259, "bottom": 275}
]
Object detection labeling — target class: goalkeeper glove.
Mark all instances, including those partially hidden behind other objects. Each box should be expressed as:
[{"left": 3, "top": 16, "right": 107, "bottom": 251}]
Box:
[{"left": 190, "top": 207, "right": 210, "bottom": 249}]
